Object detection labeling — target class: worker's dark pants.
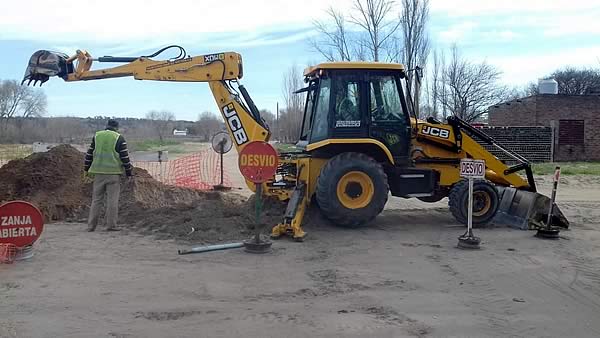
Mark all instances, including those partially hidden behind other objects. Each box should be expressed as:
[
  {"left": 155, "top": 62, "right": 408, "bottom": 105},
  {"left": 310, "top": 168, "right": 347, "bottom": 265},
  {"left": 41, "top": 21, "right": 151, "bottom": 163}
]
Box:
[{"left": 87, "top": 174, "right": 121, "bottom": 231}]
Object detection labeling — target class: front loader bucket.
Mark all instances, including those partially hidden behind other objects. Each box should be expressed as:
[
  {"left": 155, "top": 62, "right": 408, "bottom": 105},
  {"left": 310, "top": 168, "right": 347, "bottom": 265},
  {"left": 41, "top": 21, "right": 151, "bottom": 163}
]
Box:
[
  {"left": 22, "top": 50, "right": 72, "bottom": 86},
  {"left": 493, "top": 186, "right": 569, "bottom": 230}
]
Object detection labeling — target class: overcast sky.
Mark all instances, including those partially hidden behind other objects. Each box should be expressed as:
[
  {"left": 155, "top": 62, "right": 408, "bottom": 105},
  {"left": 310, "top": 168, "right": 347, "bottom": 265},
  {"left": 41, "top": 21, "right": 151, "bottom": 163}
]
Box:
[{"left": 1, "top": 0, "right": 600, "bottom": 120}]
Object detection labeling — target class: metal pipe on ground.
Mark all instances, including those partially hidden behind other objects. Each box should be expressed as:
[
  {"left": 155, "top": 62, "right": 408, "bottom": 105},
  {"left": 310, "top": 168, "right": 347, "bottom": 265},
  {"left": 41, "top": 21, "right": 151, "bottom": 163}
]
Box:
[{"left": 178, "top": 243, "right": 244, "bottom": 255}]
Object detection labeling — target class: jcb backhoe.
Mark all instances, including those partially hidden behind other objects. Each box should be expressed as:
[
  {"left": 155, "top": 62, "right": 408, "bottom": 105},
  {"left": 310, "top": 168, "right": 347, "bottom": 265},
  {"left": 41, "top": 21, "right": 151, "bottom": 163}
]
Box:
[{"left": 22, "top": 46, "right": 568, "bottom": 240}]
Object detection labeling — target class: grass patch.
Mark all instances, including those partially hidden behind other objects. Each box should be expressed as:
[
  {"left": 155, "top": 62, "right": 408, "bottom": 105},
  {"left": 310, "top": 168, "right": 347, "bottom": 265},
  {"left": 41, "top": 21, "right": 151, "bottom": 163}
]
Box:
[
  {"left": 129, "top": 139, "right": 184, "bottom": 153},
  {"left": 155, "top": 145, "right": 186, "bottom": 154},
  {"left": 532, "top": 162, "right": 600, "bottom": 175},
  {"left": 0, "top": 144, "right": 33, "bottom": 160}
]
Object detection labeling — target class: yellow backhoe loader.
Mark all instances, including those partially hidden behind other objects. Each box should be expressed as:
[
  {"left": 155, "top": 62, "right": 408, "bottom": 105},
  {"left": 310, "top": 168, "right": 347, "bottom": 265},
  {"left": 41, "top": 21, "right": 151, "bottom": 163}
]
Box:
[{"left": 22, "top": 46, "right": 568, "bottom": 240}]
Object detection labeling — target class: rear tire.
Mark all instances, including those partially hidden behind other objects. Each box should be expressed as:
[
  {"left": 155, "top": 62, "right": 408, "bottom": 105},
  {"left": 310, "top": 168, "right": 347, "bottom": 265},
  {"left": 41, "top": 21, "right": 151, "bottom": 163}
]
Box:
[
  {"left": 316, "top": 152, "right": 389, "bottom": 227},
  {"left": 448, "top": 179, "right": 499, "bottom": 227}
]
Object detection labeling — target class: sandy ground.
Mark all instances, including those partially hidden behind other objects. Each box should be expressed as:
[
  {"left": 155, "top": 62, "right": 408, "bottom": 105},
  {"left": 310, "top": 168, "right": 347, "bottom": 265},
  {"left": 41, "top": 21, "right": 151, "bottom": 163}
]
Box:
[
  {"left": 3, "top": 144, "right": 600, "bottom": 337},
  {"left": 2, "top": 172, "right": 600, "bottom": 338}
]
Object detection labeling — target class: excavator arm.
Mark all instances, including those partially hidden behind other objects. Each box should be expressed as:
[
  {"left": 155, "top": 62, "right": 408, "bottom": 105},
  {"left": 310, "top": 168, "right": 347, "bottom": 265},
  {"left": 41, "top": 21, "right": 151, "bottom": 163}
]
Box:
[
  {"left": 23, "top": 46, "right": 313, "bottom": 240},
  {"left": 22, "top": 47, "right": 270, "bottom": 154}
]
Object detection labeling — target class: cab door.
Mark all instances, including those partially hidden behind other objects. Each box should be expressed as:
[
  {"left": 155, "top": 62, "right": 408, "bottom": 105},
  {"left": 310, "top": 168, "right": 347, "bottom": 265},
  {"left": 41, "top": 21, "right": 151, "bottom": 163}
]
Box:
[
  {"left": 368, "top": 72, "right": 412, "bottom": 164},
  {"left": 330, "top": 71, "right": 369, "bottom": 139}
]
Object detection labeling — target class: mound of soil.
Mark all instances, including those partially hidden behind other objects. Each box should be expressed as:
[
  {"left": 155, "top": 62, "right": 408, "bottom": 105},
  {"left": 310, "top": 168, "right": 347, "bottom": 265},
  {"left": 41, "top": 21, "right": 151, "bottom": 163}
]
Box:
[
  {"left": 0, "top": 145, "right": 92, "bottom": 220},
  {"left": 121, "top": 190, "right": 286, "bottom": 243},
  {"left": 0, "top": 144, "right": 286, "bottom": 243}
]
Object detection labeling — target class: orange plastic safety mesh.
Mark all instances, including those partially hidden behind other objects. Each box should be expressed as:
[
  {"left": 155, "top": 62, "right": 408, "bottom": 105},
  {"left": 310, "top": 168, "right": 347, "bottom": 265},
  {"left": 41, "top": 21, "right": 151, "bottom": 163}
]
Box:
[
  {"left": 0, "top": 243, "right": 17, "bottom": 264},
  {"left": 133, "top": 149, "right": 231, "bottom": 191}
]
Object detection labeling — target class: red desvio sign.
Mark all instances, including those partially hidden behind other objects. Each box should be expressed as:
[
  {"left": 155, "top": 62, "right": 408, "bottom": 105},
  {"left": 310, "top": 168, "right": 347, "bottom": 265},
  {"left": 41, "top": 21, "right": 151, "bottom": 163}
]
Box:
[
  {"left": 0, "top": 201, "right": 44, "bottom": 247},
  {"left": 238, "top": 141, "right": 279, "bottom": 184}
]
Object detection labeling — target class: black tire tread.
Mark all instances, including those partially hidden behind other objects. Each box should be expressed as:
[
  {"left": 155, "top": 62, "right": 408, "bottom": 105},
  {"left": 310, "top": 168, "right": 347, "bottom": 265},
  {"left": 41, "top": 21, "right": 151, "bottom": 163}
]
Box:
[
  {"left": 316, "top": 152, "right": 389, "bottom": 227},
  {"left": 448, "top": 179, "right": 499, "bottom": 227}
]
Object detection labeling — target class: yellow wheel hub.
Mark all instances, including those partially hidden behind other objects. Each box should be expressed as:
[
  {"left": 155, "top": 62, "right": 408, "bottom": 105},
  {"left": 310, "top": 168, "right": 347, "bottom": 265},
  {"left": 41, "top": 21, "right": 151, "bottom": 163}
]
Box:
[
  {"left": 472, "top": 191, "right": 492, "bottom": 217},
  {"left": 336, "top": 171, "right": 374, "bottom": 209}
]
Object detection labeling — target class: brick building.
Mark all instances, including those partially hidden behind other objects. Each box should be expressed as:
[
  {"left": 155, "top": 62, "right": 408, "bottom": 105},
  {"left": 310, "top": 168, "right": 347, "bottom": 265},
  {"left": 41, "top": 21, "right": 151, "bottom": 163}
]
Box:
[{"left": 488, "top": 94, "right": 600, "bottom": 161}]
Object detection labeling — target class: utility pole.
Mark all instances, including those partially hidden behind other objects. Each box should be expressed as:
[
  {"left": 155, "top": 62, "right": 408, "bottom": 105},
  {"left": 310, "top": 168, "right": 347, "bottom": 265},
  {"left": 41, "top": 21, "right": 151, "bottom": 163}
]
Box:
[{"left": 276, "top": 102, "right": 279, "bottom": 142}]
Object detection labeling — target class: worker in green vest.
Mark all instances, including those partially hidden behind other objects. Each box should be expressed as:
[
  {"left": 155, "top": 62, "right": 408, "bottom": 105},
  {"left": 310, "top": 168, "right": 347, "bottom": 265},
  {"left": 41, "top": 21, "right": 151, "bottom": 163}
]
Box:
[{"left": 84, "top": 119, "right": 133, "bottom": 231}]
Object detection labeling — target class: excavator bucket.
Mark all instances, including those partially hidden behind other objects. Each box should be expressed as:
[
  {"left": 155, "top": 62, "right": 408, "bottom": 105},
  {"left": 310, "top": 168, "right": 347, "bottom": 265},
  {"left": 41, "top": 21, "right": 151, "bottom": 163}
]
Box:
[
  {"left": 493, "top": 186, "right": 569, "bottom": 230},
  {"left": 22, "top": 50, "right": 72, "bottom": 86}
]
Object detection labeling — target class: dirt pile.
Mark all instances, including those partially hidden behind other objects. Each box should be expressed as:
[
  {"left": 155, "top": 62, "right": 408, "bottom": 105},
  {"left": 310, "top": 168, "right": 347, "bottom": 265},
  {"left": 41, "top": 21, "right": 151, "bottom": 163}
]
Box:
[
  {"left": 0, "top": 145, "right": 286, "bottom": 243},
  {"left": 0, "top": 145, "right": 91, "bottom": 220},
  {"left": 121, "top": 189, "right": 285, "bottom": 243}
]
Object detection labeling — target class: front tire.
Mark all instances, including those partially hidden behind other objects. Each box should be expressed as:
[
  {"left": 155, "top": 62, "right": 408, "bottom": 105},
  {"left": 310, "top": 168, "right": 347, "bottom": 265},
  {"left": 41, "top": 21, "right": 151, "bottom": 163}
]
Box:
[
  {"left": 448, "top": 179, "right": 499, "bottom": 226},
  {"left": 316, "top": 152, "right": 389, "bottom": 227}
]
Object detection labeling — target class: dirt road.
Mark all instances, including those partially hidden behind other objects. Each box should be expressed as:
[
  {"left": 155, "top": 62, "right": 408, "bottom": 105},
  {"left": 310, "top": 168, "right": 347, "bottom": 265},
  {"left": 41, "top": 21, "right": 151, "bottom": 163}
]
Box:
[{"left": 2, "top": 175, "right": 600, "bottom": 337}]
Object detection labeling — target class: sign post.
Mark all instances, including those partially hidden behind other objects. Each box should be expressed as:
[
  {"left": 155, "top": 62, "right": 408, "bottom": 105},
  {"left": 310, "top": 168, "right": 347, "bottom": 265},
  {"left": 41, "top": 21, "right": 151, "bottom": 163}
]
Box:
[
  {"left": 458, "top": 159, "right": 485, "bottom": 250},
  {"left": 536, "top": 166, "right": 561, "bottom": 239},
  {"left": 238, "top": 141, "right": 279, "bottom": 254}
]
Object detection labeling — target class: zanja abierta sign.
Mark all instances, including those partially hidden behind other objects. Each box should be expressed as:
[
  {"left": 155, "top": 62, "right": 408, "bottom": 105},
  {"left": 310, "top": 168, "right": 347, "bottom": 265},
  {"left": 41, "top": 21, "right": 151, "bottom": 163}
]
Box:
[{"left": 0, "top": 201, "right": 44, "bottom": 247}]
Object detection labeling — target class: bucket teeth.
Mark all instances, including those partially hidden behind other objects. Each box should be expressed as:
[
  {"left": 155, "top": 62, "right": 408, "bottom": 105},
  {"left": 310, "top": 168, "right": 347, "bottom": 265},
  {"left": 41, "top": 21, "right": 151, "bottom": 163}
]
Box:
[
  {"left": 21, "top": 50, "right": 71, "bottom": 86},
  {"left": 493, "top": 186, "right": 569, "bottom": 230}
]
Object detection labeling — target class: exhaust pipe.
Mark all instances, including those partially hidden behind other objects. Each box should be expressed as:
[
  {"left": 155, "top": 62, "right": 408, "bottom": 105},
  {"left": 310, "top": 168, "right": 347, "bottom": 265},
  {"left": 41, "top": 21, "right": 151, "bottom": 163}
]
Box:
[
  {"left": 493, "top": 186, "right": 569, "bottom": 230},
  {"left": 22, "top": 50, "right": 72, "bottom": 86}
]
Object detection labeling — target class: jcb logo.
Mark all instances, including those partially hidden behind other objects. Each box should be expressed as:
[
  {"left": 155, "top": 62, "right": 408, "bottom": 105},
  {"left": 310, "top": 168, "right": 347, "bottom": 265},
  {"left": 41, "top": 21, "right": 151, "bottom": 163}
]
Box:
[
  {"left": 421, "top": 125, "right": 450, "bottom": 139},
  {"left": 223, "top": 103, "right": 248, "bottom": 145}
]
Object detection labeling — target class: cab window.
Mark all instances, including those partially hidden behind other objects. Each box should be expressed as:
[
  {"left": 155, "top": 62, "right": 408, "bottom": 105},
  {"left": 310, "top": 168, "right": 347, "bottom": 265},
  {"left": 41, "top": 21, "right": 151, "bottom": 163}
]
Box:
[
  {"left": 310, "top": 78, "right": 331, "bottom": 142},
  {"left": 334, "top": 76, "right": 361, "bottom": 128},
  {"left": 300, "top": 83, "right": 316, "bottom": 141},
  {"left": 370, "top": 75, "right": 403, "bottom": 122}
]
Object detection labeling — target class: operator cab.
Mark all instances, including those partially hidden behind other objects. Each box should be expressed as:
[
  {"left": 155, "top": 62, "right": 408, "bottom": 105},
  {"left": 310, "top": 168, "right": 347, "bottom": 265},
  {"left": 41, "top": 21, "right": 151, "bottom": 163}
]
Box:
[{"left": 298, "top": 62, "right": 413, "bottom": 164}]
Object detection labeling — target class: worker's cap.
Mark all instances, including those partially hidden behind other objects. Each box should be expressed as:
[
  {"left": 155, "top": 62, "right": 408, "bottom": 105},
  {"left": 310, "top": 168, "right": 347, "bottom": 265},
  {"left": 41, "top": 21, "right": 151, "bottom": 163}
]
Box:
[{"left": 107, "top": 119, "right": 119, "bottom": 129}]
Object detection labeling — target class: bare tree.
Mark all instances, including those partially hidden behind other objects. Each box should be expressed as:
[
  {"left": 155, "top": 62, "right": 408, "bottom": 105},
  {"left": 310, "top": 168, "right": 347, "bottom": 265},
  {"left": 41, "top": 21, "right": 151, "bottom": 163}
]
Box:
[
  {"left": 552, "top": 67, "right": 600, "bottom": 94},
  {"left": 525, "top": 82, "right": 540, "bottom": 96},
  {"left": 311, "top": 0, "right": 430, "bottom": 118},
  {"left": 526, "top": 67, "right": 600, "bottom": 95},
  {"left": 311, "top": 0, "right": 400, "bottom": 62},
  {"left": 501, "top": 85, "right": 536, "bottom": 101},
  {"left": 280, "top": 66, "right": 306, "bottom": 142},
  {"left": 146, "top": 110, "right": 175, "bottom": 143},
  {"left": 282, "top": 66, "right": 305, "bottom": 113},
  {"left": 0, "top": 79, "right": 47, "bottom": 129},
  {"left": 259, "top": 109, "right": 275, "bottom": 130},
  {"left": 421, "top": 49, "right": 439, "bottom": 118},
  {"left": 398, "top": 0, "right": 430, "bottom": 114},
  {"left": 423, "top": 49, "right": 449, "bottom": 119},
  {"left": 436, "top": 46, "right": 508, "bottom": 122},
  {"left": 429, "top": 49, "right": 442, "bottom": 118},
  {"left": 45, "top": 117, "right": 89, "bottom": 143},
  {"left": 512, "top": 82, "right": 540, "bottom": 97},
  {"left": 349, "top": 0, "right": 400, "bottom": 62},
  {"left": 195, "top": 111, "right": 222, "bottom": 141},
  {"left": 311, "top": 8, "right": 353, "bottom": 62},
  {"left": 398, "top": 0, "right": 430, "bottom": 70},
  {"left": 20, "top": 91, "right": 47, "bottom": 118}
]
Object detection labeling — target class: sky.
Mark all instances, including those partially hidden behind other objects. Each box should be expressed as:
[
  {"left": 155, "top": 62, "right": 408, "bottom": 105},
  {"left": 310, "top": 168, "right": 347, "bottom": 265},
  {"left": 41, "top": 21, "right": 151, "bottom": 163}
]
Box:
[{"left": 1, "top": 0, "right": 600, "bottom": 121}]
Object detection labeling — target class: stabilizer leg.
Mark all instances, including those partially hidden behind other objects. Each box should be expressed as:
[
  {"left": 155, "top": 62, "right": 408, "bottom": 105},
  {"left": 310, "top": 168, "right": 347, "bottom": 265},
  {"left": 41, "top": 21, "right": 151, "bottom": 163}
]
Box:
[{"left": 271, "top": 182, "right": 307, "bottom": 241}]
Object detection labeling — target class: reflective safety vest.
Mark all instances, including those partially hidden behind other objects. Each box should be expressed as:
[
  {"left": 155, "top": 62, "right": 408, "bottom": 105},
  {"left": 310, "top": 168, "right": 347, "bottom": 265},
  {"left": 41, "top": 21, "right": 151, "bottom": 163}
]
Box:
[{"left": 88, "top": 130, "right": 124, "bottom": 175}]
